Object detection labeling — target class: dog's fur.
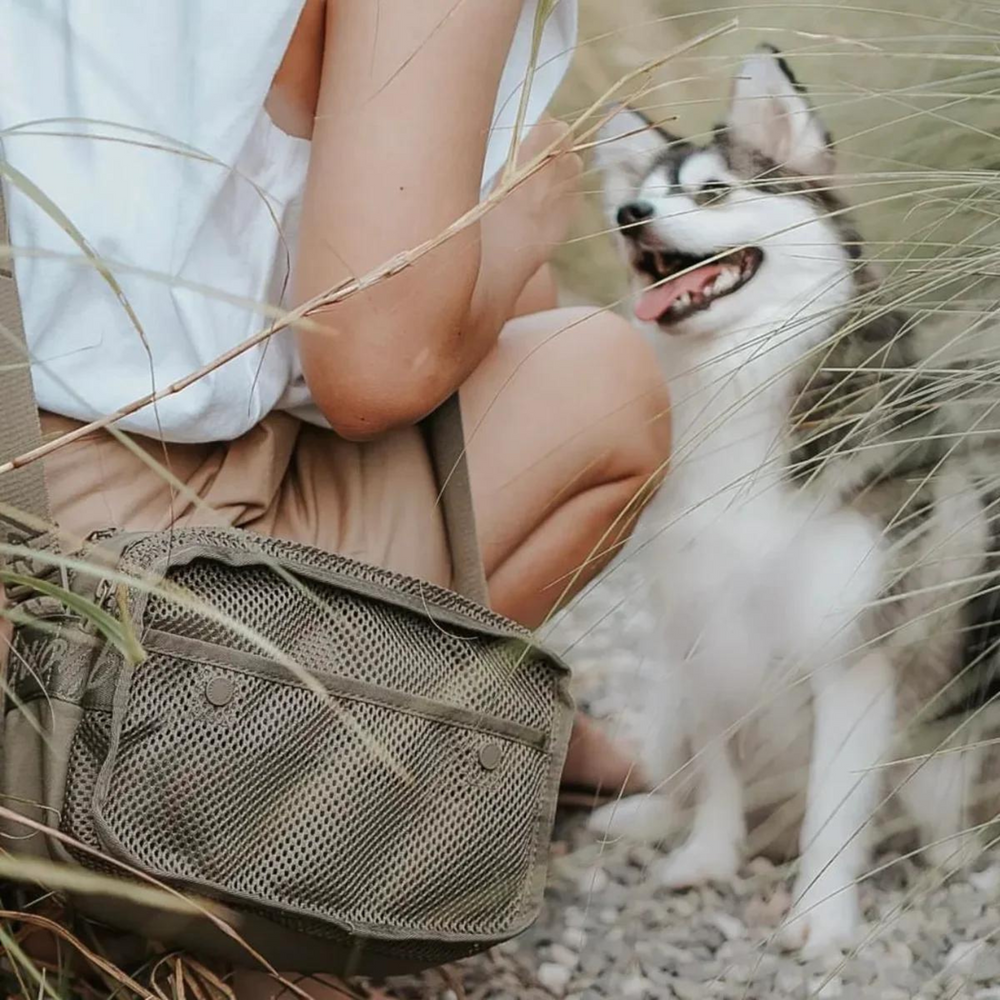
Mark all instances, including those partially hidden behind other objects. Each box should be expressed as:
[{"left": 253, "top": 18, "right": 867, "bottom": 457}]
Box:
[{"left": 589, "top": 46, "right": 1000, "bottom": 955}]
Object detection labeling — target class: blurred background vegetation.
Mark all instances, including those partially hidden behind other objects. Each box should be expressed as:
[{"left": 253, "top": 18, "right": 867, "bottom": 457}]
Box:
[{"left": 550, "top": 0, "right": 1000, "bottom": 314}]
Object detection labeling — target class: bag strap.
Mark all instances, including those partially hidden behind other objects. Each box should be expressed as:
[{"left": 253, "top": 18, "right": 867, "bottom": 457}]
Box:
[
  {"left": 0, "top": 175, "right": 51, "bottom": 545},
  {"left": 423, "top": 394, "right": 489, "bottom": 605},
  {"left": 0, "top": 178, "right": 489, "bottom": 605}
]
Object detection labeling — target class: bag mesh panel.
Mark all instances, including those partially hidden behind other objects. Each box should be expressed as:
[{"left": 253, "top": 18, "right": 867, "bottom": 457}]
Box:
[
  {"left": 61, "top": 710, "right": 112, "bottom": 850},
  {"left": 144, "top": 559, "right": 556, "bottom": 732},
  {"left": 94, "top": 652, "right": 548, "bottom": 936},
  {"left": 56, "top": 528, "right": 569, "bottom": 962},
  {"left": 122, "top": 527, "right": 523, "bottom": 635}
]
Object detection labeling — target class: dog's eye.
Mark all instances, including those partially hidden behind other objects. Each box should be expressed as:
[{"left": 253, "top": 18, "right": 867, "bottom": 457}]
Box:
[{"left": 693, "top": 180, "right": 731, "bottom": 206}]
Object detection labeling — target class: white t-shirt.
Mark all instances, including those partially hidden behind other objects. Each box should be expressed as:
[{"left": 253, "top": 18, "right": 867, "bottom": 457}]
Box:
[{"left": 0, "top": 0, "right": 577, "bottom": 441}]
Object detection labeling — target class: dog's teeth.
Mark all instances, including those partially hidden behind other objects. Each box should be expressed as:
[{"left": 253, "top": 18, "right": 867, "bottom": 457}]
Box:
[
  {"left": 675, "top": 293, "right": 692, "bottom": 311},
  {"left": 709, "top": 269, "right": 738, "bottom": 297}
]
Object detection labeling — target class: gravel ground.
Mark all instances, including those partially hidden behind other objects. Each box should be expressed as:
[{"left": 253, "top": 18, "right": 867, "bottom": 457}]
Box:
[{"left": 385, "top": 560, "right": 1000, "bottom": 1000}]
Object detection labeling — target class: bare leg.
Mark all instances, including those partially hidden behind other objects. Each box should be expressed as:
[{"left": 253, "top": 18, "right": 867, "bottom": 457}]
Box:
[
  {"left": 462, "top": 306, "right": 671, "bottom": 796},
  {"left": 462, "top": 306, "right": 671, "bottom": 629}
]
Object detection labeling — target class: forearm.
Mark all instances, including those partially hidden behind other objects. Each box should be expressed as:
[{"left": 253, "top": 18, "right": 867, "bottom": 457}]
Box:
[
  {"left": 299, "top": 237, "right": 542, "bottom": 442},
  {"left": 292, "top": 0, "right": 524, "bottom": 439}
]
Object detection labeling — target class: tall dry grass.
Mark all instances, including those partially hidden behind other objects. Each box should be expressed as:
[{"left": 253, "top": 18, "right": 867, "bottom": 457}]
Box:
[
  {"left": 544, "top": 4, "right": 1000, "bottom": 996},
  {"left": 3, "top": 2, "right": 1000, "bottom": 998},
  {"left": 553, "top": 0, "right": 1000, "bottom": 307}
]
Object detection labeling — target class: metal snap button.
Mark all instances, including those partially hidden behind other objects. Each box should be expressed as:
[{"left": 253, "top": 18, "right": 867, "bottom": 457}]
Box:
[
  {"left": 205, "top": 676, "right": 235, "bottom": 707},
  {"left": 478, "top": 743, "right": 502, "bottom": 771}
]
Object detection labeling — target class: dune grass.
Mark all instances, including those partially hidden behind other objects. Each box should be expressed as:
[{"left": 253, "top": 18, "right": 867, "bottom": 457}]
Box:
[
  {"left": 553, "top": 0, "right": 1000, "bottom": 307},
  {"left": 4, "top": 2, "right": 1000, "bottom": 998}
]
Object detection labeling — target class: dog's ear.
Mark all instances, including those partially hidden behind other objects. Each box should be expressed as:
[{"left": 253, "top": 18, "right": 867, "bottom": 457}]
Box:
[
  {"left": 724, "top": 45, "right": 833, "bottom": 178},
  {"left": 594, "top": 105, "right": 671, "bottom": 218}
]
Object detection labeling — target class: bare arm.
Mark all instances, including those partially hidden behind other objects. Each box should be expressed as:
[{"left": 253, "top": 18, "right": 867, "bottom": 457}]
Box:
[{"left": 294, "top": 0, "right": 534, "bottom": 440}]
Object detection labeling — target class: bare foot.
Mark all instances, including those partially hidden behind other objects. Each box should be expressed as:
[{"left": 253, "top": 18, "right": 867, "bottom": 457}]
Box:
[{"left": 561, "top": 713, "right": 645, "bottom": 802}]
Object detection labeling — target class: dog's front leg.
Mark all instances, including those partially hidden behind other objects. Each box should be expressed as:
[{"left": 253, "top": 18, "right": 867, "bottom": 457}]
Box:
[
  {"left": 783, "top": 650, "right": 894, "bottom": 956},
  {"left": 652, "top": 729, "right": 745, "bottom": 888}
]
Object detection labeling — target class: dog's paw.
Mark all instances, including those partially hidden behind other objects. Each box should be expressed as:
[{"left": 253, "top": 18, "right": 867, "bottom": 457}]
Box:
[
  {"left": 780, "top": 878, "right": 861, "bottom": 958},
  {"left": 587, "top": 794, "right": 674, "bottom": 843},
  {"left": 652, "top": 837, "right": 741, "bottom": 889}
]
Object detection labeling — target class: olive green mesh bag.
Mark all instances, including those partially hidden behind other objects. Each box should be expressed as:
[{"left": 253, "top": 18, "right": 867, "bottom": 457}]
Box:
[{"left": 0, "top": 181, "right": 574, "bottom": 977}]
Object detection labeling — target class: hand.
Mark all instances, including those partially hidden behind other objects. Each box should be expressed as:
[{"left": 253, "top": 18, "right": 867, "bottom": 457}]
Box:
[
  {"left": 481, "top": 117, "right": 583, "bottom": 277},
  {"left": 467, "top": 117, "right": 582, "bottom": 338}
]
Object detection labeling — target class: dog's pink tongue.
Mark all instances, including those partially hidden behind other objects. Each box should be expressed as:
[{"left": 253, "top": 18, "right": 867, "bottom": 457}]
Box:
[{"left": 635, "top": 263, "right": 723, "bottom": 323}]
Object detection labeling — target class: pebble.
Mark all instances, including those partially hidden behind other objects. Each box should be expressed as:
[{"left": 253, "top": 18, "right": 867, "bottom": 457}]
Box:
[
  {"left": 808, "top": 975, "right": 844, "bottom": 998},
  {"left": 562, "top": 927, "right": 588, "bottom": 951},
  {"left": 644, "top": 964, "right": 677, "bottom": 989},
  {"left": 747, "top": 856, "right": 777, "bottom": 876},
  {"left": 970, "top": 867, "right": 1000, "bottom": 894},
  {"left": 549, "top": 944, "right": 581, "bottom": 969},
  {"left": 670, "top": 895, "right": 698, "bottom": 918},
  {"left": 948, "top": 941, "right": 986, "bottom": 972},
  {"left": 775, "top": 967, "right": 806, "bottom": 993},
  {"left": 725, "top": 960, "right": 755, "bottom": 984},
  {"left": 578, "top": 867, "right": 611, "bottom": 894},
  {"left": 717, "top": 940, "right": 753, "bottom": 963},
  {"left": 884, "top": 941, "right": 915, "bottom": 969},
  {"left": 621, "top": 974, "right": 654, "bottom": 998},
  {"left": 972, "top": 952, "right": 1000, "bottom": 984},
  {"left": 671, "top": 979, "right": 703, "bottom": 1000},
  {"left": 710, "top": 912, "right": 747, "bottom": 941},
  {"left": 538, "top": 962, "right": 573, "bottom": 997}
]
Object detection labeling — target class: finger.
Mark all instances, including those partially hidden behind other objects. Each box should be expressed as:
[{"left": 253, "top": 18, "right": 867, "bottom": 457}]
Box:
[
  {"left": 553, "top": 151, "right": 584, "bottom": 187},
  {"left": 517, "top": 116, "right": 572, "bottom": 162}
]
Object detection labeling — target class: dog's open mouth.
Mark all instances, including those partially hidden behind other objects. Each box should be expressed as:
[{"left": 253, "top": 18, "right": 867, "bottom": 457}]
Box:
[{"left": 634, "top": 246, "right": 764, "bottom": 325}]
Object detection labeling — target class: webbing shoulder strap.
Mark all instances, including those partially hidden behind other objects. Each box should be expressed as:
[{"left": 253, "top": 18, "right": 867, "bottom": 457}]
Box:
[
  {"left": 423, "top": 394, "right": 489, "bottom": 604},
  {"left": 0, "top": 177, "right": 488, "bottom": 604},
  {"left": 0, "top": 174, "right": 51, "bottom": 541}
]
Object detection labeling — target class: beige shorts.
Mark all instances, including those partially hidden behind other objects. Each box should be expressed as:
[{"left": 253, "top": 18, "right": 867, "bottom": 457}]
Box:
[{"left": 39, "top": 411, "right": 452, "bottom": 587}]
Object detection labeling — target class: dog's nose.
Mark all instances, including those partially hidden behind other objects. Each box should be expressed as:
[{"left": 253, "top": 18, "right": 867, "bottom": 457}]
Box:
[{"left": 617, "top": 201, "right": 655, "bottom": 231}]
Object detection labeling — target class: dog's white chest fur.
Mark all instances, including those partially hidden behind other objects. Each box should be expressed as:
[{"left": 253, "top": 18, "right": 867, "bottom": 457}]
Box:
[
  {"left": 595, "top": 327, "right": 894, "bottom": 956},
  {"left": 641, "top": 331, "right": 881, "bottom": 719}
]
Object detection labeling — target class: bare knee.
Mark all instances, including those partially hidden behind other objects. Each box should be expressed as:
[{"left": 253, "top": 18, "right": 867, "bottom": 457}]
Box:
[
  {"left": 468, "top": 308, "right": 671, "bottom": 619},
  {"left": 537, "top": 306, "right": 672, "bottom": 487},
  {"left": 563, "top": 310, "right": 671, "bottom": 484}
]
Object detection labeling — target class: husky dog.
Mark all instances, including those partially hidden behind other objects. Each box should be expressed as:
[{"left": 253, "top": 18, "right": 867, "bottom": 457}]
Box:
[{"left": 589, "top": 46, "right": 1000, "bottom": 954}]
